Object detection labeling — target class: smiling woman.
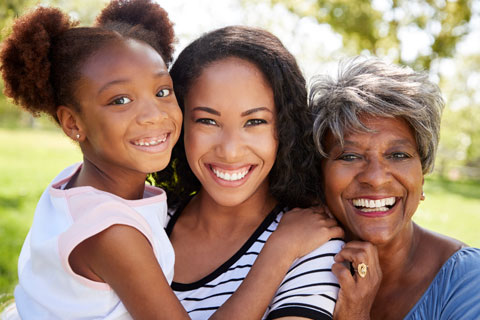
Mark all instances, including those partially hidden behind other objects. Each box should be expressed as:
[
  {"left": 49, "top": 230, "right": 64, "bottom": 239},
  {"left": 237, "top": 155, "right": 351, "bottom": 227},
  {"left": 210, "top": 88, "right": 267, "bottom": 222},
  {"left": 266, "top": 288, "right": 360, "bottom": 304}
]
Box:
[
  {"left": 183, "top": 57, "right": 278, "bottom": 207},
  {"left": 154, "top": 25, "right": 345, "bottom": 320},
  {"left": 310, "top": 57, "right": 480, "bottom": 320}
]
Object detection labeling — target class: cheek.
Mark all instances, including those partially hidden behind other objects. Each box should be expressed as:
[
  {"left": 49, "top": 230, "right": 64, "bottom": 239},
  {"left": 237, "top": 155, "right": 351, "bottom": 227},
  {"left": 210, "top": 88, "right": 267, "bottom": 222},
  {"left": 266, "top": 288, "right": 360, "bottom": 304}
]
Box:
[
  {"left": 172, "top": 107, "right": 183, "bottom": 132},
  {"left": 251, "top": 128, "right": 278, "bottom": 165},
  {"left": 183, "top": 125, "right": 214, "bottom": 169}
]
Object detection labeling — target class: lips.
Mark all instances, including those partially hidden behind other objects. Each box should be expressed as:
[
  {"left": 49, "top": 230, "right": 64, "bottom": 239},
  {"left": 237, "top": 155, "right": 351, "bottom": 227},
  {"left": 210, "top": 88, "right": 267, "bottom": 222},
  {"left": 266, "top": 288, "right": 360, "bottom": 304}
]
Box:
[
  {"left": 352, "top": 197, "right": 397, "bottom": 213},
  {"left": 132, "top": 133, "right": 168, "bottom": 146},
  {"left": 209, "top": 164, "right": 253, "bottom": 182}
]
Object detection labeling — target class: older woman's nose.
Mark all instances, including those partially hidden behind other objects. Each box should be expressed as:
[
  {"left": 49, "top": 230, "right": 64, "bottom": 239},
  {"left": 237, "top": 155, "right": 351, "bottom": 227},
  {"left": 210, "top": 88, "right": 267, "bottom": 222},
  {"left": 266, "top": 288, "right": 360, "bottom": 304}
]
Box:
[{"left": 357, "top": 157, "right": 392, "bottom": 188}]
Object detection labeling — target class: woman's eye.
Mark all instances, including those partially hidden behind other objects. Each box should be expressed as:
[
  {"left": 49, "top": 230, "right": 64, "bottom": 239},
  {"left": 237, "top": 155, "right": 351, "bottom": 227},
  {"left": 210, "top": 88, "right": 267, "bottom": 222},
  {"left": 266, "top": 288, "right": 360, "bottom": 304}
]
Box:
[
  {"left": 196, "top": 118, "right": 217, "bottom": 126},
  {"left": 338, "top": 153, "right": 360, "bottom": 162},
  {"left": 245, "top": 119, "right": 267, "bottom": 127},
  {"left": 109, "top": 96, "right": 132, "bottom": 105},
  {"left": 156, "top": 88, "right": 172, "bottom": 98}
]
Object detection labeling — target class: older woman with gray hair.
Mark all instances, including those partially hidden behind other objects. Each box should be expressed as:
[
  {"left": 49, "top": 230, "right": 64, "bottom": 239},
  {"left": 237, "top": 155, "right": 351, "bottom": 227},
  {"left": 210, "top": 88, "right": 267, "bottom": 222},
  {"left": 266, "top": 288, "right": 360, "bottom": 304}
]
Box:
[{"left": 310, "top": 57, "right": 480, "bottom": 319}]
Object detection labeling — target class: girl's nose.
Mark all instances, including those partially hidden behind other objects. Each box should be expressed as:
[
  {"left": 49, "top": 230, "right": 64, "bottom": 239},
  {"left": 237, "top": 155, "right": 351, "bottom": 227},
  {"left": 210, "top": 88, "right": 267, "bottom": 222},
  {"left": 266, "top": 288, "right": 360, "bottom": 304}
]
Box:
[{"left": 137, "top": 100, "right": 168, "bottom": 125}]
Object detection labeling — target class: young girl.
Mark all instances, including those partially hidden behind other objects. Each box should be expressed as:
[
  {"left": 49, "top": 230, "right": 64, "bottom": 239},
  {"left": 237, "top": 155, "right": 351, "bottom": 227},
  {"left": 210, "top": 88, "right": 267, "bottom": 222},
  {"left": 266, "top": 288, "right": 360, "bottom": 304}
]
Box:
[
  {"left": 1, "top": 1, "right": 341, "bottom": 318},
  {"left": 155, "top": 26, "right": 345, "bottom": 319}
]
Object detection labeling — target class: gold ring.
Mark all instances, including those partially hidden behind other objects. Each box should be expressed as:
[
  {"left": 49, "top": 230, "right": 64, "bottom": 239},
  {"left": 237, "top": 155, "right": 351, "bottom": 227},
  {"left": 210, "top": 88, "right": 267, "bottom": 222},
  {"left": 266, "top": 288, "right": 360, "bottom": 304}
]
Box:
[{"left": 357, "top": 263, "right": 368, "bottom": 278}]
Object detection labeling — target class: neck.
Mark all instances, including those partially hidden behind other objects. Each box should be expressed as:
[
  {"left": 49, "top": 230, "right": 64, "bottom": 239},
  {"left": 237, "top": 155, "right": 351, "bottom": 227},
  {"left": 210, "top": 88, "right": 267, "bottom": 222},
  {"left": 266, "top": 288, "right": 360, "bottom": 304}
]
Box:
[
  {"left": 71, "top": 157, "right": 147, "bottom": 200},
  {"left": 184, "top": 183, "right": 277, "bottom": 237},
  {"left": 375, "top": 222, "right": 421, "bottom": 285}
]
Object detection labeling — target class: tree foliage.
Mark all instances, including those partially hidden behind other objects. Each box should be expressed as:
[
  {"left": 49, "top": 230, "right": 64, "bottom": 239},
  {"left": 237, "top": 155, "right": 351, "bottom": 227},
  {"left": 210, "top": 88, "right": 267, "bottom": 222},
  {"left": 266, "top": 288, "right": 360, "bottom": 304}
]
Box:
[
  {"left": 261, "top": 0, "right": 472, "bottom": 70},
  {"left": 0, "top": 0, "right": 108, "bottom": 128}
]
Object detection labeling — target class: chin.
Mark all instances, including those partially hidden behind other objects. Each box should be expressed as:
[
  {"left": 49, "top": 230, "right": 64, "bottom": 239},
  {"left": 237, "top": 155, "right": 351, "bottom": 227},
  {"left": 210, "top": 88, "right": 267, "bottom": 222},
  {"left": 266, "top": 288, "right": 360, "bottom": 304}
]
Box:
[{"left": 209, "top": 193, "right": 251, "bottom": 208}]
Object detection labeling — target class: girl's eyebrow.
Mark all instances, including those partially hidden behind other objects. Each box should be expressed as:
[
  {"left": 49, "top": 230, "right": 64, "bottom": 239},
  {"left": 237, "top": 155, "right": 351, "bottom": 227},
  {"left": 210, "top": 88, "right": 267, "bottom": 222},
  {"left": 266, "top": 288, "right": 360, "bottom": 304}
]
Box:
[
  {"left": 98, "top": 71, "right": 170, "bottom": 95},
  {"left": 241, "top": 107, "right": 272, "bottom": 116}
]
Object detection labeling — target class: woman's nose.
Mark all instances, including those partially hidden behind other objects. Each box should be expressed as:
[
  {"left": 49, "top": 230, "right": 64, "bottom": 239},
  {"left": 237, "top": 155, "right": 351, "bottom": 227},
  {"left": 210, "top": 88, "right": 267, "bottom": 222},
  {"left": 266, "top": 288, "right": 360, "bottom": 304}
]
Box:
[{"left": 215, "top": 128, "right": 245, "bottom": 162}]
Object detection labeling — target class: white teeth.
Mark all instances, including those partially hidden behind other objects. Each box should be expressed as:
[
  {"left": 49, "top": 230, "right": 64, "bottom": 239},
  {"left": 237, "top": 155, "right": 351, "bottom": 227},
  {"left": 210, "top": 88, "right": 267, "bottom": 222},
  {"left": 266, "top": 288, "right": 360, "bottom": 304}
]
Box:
[
  {"left": 212, "top": 167, "right": 249, "bottom": 181},
  {"left": 352, "top": 197, "right": 396, "bottom": 211},
  {"left": 133, "top": 135, "right": 167, "bottom": 146}
]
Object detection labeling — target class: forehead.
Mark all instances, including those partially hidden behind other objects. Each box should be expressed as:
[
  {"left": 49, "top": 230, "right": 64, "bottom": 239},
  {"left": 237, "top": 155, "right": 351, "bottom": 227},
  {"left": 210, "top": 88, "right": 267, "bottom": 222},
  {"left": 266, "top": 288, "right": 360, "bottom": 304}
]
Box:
[
  {"left": 326, "top": 115, "right": 417, "bottom": 149},
  {"left": 186, "top": 57, "right": 274, "bottom": 111},
  {"left": 198, "top": 57, "right": 267, "bottom": 85},
  {"left": 80, "top": 39, "right": 167, "bottom": 80}
]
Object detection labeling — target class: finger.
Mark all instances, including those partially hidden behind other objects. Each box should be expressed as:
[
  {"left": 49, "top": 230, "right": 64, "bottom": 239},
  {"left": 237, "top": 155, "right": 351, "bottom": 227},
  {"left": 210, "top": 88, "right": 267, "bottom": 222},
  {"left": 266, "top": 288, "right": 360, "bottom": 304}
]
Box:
[
  {"left": 324, "top": 206, "right": 335, "bottom": 219},
  {"left": 334, "top": 247, "right": 369, "bottom": 264},
  {"left": 325, "top": 225, "right": 344, "bottom": 239},
  {"left": 332, "top": 262, "right": 355, "bottom": 288},
  {"left": 341, "top": 241, "right": 377, "bottom": 255}
]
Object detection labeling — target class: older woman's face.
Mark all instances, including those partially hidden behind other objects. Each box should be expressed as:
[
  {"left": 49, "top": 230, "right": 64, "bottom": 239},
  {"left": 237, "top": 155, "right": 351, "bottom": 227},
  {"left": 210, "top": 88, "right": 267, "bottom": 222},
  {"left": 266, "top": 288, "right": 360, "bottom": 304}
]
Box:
[{"left": 321, "top": 116, "right": 423, "bottom": 245}]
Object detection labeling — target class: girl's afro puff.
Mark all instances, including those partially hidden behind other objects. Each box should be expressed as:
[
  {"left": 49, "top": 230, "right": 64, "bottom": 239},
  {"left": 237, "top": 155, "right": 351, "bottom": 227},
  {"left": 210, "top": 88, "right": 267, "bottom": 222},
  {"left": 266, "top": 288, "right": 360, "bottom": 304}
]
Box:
[
  {"left": 96, "top": 0, "right": 175, "bottom": 64},
  {"left": 0, "top": 7, "right": 77, "bottom": 116}
]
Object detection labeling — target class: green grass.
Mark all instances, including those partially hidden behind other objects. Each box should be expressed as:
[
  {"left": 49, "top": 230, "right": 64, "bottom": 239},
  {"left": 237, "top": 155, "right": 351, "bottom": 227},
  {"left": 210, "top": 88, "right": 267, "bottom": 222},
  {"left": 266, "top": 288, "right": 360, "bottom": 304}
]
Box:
[
  {"left": 0, "top": 128, "right": 479, "bottom": 306},
  {"left": 0, "top": 128, "right": 82, "bottom": 305},
  {"left": 415, "top": 176, "right": 480, "bottom": 247}
]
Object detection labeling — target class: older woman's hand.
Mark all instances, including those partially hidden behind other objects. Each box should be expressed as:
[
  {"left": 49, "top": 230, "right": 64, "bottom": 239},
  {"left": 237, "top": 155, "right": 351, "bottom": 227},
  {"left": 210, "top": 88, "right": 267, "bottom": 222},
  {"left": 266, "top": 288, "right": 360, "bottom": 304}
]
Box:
[{"left": 332, "top": 241, "right": 382, "bottom": 320}]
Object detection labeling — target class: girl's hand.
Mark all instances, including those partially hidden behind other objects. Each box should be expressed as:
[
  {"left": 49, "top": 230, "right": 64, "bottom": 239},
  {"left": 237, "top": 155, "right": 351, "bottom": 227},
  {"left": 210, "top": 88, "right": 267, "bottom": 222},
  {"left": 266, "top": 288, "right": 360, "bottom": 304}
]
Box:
[
  {"left": 272, "top": 206, "right": 344, "bottom": 260},
  {"left": 332, "top": 241, "right": 382, "bottom": 320}
]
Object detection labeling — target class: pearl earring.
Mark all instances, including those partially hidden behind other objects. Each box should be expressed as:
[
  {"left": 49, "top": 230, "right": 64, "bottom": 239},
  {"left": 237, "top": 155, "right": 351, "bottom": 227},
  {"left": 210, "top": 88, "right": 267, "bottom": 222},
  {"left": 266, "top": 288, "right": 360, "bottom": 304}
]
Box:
[
  {"left": 420, "top": 191, "right": 426, "bottom": 201},
  {"left": 76, "top": 134, "right": 80, "bottom": 140}
]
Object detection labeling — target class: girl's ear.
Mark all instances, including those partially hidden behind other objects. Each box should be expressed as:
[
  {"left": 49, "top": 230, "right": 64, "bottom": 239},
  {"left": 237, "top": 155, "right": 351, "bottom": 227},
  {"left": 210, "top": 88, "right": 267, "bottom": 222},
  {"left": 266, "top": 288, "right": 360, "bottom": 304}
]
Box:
[{"left": 57, "top": 106, "right": 85, "bottom": 142}]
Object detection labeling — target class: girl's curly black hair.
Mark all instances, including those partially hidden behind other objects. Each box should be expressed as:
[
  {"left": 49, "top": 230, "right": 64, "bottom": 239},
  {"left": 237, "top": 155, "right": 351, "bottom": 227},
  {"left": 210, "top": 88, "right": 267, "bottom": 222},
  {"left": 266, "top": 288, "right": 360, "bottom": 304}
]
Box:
[
  {"left": 153, "top": 25, "right": 321, "bottom": 209},
  {"left": 0, "top": 0, "right": 174, "bottom": 123}
]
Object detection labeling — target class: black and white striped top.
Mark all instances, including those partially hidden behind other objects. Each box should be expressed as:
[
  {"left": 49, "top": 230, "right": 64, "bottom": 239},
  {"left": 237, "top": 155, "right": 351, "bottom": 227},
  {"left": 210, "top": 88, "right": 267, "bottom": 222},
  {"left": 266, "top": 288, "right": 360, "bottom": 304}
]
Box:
[{"left": 166, "top": 205, "right": 344, "bottom": 320}]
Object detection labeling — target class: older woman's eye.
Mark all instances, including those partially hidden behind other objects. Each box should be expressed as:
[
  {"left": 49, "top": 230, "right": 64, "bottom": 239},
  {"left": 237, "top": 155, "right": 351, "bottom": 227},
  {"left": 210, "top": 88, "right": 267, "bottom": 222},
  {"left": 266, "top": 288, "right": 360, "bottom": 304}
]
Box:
[
  {"left": 389, "top": 152, "right": 411, "bottom": 160},
  {"left": 338, "top": 153, "right": 360, "bottom": 161},
  {"left": 109, "top": 96, "right": 132, "bottom": 105}
]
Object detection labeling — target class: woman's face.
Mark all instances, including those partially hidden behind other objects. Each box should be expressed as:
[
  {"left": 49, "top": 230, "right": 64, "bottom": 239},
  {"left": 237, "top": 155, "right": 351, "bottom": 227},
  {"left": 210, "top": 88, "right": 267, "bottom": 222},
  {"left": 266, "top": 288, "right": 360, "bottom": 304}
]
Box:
[
  {"left": 321, "top": 116, "right": 424, "bottom": 245},
  {"left": 73, "top": 39, "right": 182, "bottom": 176},
  {"left": 183, "top": 57, "right": 278, "bottom": 207}
]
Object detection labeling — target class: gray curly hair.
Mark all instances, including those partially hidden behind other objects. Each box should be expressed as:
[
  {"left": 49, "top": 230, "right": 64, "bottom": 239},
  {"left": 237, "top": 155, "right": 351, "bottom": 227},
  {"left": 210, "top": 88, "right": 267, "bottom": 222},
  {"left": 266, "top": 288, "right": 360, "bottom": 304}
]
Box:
[{"left": 310, "top": 57, "right": 444, "bottom": 174}]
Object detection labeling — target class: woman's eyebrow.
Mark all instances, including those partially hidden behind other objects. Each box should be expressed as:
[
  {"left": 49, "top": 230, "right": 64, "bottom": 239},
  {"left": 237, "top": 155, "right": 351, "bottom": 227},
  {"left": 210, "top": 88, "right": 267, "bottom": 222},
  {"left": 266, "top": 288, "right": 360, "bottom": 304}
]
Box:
[
  {"left": 241, "top": 107, "right": 272, "bottom": 116},
  {"left": 192, "top": 106, "right": 221, "bottom": 116}
]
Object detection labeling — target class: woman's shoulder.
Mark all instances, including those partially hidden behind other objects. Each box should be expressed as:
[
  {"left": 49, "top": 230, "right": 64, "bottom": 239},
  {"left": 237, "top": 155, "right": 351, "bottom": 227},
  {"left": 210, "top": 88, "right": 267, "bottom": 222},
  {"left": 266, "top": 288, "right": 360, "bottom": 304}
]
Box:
[{"left": 405, "top": 247, "right": 480, "bottom": 319}]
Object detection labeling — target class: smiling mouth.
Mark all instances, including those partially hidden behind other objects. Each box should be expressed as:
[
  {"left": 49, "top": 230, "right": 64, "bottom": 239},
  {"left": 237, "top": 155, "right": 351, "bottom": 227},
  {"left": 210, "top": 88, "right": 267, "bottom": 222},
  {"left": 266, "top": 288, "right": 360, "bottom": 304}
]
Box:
[
  {"left": 352, "top": 197, "right": 396, "bottom": 212},
  {"left": 210, "top": 165, "right": 252, "bottom": 182},
  {"left": 132, "top": 134, "right": 168, "bottom": 146}
]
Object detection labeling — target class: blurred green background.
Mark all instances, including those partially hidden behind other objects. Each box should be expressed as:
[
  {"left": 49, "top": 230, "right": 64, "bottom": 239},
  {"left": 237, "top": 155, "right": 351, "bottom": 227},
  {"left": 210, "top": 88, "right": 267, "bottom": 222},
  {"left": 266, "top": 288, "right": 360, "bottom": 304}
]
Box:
[{"left": 1, "top": 0, "right": 480, "bottom": 307}]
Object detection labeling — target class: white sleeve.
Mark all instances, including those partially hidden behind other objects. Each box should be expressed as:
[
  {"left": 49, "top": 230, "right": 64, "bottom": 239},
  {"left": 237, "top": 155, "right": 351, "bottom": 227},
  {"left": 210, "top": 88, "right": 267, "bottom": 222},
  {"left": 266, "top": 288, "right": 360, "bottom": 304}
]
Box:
[{"left": 265, "top": 238, "right": 344, "bottom": 320}]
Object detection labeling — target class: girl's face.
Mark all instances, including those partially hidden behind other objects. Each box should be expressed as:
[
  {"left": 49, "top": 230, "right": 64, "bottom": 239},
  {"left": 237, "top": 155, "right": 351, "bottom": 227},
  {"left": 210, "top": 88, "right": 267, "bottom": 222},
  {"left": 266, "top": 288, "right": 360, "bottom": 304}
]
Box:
[
  {"left": 73, "top": 39, "right": 182, "bottom": 176},
  {"left": 184, "top": 57, "right": 278, "bottom": 207}
]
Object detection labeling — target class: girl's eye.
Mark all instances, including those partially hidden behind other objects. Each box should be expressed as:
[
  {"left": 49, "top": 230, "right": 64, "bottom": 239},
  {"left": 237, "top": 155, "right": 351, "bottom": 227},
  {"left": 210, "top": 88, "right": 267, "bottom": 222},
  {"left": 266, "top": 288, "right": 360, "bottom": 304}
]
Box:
[
  {"left": 245, "top": 119, "right": 267, "bottom": 127},
  {"left": 157, "top": 88, "right": 172, "bottom": 98},
  {"left": 196, "top": 118, "right": 217, "bottom": 126},
  {"left": 338, "top": 153, "right": 360, "bottom": 162},
  {"left": 109, "top": 96, "right": 132, "bottom": 105}
]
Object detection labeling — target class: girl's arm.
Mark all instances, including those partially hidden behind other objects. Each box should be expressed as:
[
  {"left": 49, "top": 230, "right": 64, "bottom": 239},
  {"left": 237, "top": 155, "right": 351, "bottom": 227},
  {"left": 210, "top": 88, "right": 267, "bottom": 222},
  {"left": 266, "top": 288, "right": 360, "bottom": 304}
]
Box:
[
  {"left": 211, "top": 207, "right": 344, "bottom": 320},
  {"left": 70, "top": 224, "right": 190, "bottom": 319}
]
